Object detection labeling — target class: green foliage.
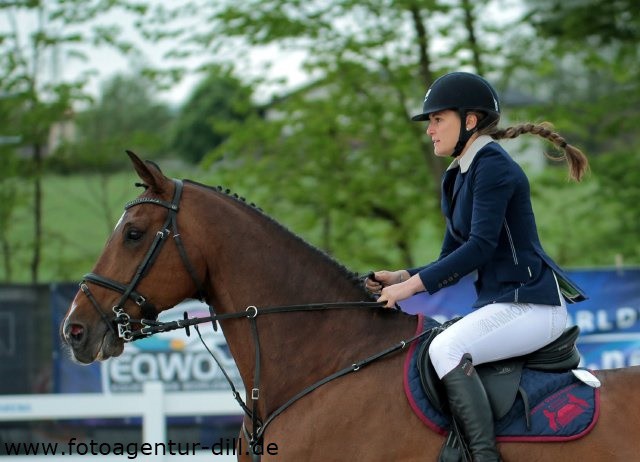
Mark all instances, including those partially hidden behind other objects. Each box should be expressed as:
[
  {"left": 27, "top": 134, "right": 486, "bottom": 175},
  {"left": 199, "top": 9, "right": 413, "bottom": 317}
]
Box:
[
  {"left": 590, "top": 149, "right": 640, "bottom": 264},
  {"left": 0, "top": 0, "right": 150, "bottom": 281},
  {"left": 156, "top": 0, "right": 493, "bottom": 271},
  {"left": 0, "top": 152, "right": 28, "bottom": 281},
  {"left": 171, "top": 67, "right": 254, "bottom": 164},
  {"left": 510, "top": 0, "right": 640, "bottom": 267},
  {"left": 2, "top": 0, "right": 639, "bottom": 283},
  {"left": 527, "top": 0, "right": 640, "bottom": 46},
  {"left": 53, "top": 73, "right": 174, "bottom": 172}
]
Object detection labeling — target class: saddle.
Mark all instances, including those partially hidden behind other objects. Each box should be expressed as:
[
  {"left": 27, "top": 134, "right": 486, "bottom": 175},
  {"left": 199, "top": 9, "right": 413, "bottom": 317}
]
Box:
[{"left": 418, "top": 321, "right": 581, "bottom": 423}]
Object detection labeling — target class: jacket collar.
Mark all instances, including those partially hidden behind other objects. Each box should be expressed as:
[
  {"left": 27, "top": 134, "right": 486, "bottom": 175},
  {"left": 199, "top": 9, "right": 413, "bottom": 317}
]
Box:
[{"left": 447, "top": 135, "right": 494, "bottom": 173}]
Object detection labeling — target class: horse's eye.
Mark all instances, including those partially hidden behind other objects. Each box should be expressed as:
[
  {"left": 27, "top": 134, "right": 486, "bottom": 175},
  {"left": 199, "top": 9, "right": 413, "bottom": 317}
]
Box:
[{"left": 126, "top": 228, "right": 144, "bottom": 241}]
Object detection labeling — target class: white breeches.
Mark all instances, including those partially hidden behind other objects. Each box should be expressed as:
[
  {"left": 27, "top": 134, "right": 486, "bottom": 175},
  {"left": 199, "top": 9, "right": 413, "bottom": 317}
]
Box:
[{"left": 429, "top": 298, "right": 568, "bottom": 379}]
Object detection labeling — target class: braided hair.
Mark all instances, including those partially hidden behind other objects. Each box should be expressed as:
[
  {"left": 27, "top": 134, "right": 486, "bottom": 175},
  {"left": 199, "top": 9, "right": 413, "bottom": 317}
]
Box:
[{"left": 478, "top": 120, "right": 589, "bottom": 182}]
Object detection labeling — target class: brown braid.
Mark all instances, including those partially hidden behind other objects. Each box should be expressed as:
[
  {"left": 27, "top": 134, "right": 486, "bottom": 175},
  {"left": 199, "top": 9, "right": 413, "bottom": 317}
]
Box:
[{"left": 485, "top": 122, "right": 589, "bottom": 182}]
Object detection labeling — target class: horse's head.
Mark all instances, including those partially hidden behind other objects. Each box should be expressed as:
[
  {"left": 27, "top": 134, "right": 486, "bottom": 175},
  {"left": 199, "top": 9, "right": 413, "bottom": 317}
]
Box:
[{"left": 60, "top": 151, "right": 206, "bottom": 363}]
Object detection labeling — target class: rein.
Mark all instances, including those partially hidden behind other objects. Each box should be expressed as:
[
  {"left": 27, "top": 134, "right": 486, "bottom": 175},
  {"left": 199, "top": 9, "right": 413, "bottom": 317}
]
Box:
[
  {"left": 77, "top": 178, "right": 431, "bottom": 455},
  {"left": 127, "top": 300, "right": 431, "bottom": 451}
]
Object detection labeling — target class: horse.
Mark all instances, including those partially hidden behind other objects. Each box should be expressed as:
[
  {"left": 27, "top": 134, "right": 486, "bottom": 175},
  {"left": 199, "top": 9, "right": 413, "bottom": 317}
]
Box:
[{"left": 61, "top": 151, "right": 640, "bottom": 461}]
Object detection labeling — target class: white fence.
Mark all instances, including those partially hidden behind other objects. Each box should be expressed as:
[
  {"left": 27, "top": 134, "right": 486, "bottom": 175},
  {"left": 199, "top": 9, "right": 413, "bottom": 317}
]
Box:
[{"left": 0, "top": 382, "right": 243, "bottom": 461}]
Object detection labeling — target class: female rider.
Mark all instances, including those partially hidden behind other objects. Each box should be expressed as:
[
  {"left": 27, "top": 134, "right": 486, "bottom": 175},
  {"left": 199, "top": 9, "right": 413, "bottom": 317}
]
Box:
[{"left": 366, "top": 72, "right": 588, "bottom": 462}]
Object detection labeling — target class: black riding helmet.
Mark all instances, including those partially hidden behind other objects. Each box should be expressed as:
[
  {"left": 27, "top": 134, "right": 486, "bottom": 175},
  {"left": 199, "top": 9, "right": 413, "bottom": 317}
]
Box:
[{"left": 412, "top": 72, "right": 500, "bottom": 157}]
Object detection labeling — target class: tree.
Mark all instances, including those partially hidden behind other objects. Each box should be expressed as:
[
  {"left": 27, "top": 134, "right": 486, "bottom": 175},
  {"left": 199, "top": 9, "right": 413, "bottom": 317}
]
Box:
[
  {"left": 0, "top": 89, "right": 24, "bottom": 281},
  {"left": 0, "top": 147, "right": 27, "bottom": 282},
  {"left": 171, "top": 66, "right": 254, "bottom": 164},
  {"left": 140, "top": 0, "right": 510, "bottom": 271},
  {"left": 0, "top": 0, "right": 147, "bottom": 282},
  {"left": 509, "top": 0, "right": 640, "bottom": 265},
  {"left": 66, "top": 73, "right": 174, "bottom": 166}
]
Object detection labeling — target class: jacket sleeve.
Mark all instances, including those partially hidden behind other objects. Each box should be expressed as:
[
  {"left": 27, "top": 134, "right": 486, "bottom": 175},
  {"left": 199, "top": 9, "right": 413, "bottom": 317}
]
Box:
[{"left": 416, "top": 153, "right": 517, "bottom": 293}]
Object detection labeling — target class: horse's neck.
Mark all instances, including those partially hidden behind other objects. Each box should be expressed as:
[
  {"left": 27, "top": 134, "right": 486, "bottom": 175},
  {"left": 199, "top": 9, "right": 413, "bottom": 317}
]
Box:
[
  {"left": 200, "top": 191, "right": 367, "bottom": 308},
  {"left": 192, "top": 188, "right": 416, "bottom": 411},
  {"left": 256, "top": 306, "right": 415, "bottom": 409}
]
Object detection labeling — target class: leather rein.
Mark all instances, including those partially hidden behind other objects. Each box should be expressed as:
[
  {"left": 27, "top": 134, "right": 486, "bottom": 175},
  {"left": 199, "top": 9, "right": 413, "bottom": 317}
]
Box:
[{"left": 78, "top": 178, "right": 431, "bottom": 455}]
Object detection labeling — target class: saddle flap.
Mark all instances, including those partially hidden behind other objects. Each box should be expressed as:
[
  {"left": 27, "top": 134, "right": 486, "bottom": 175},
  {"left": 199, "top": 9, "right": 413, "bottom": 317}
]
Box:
[
  {"left": 417, "top": 329, "right": 448, "bottom": 412},
  {"left": 477, "top": 360, "right": 524, "bottom": 420}
]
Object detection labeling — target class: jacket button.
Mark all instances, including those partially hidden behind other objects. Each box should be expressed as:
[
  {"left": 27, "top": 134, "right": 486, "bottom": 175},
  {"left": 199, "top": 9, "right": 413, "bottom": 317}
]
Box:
[
  {"left": 448, "top": 276, "right": 454, "bottom": 282},
  {"left": 438, "top": 283, "right": 443, "bottom": 288}
]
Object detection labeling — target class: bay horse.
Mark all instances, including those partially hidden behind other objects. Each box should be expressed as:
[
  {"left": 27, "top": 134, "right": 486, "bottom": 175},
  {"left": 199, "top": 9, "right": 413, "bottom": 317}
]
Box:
[{"left": 61, "top": 152, "right": 640, "bottom": 461}]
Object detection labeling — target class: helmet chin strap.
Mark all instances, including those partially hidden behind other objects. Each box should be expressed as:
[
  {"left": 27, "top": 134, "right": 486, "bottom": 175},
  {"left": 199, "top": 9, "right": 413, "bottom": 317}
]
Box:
[{"left": 451, "top": 109, "right": 477, "bottom": 158}]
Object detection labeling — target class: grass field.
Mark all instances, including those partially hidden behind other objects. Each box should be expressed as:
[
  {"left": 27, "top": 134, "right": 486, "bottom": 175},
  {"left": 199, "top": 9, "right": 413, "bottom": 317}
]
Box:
[{"left": 3, "top": 170, "right": 163, "bottom": 283}]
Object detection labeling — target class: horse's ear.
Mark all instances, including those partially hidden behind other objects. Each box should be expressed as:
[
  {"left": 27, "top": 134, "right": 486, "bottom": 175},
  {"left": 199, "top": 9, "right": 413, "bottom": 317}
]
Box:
[{"left": 126, "top": 150, "right": 168, "bottom": 193}]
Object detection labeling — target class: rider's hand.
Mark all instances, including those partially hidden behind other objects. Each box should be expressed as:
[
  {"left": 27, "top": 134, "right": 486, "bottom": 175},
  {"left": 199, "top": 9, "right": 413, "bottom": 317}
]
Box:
[
  {"left": 365, "top": 270, "right": 408, "bottom": 294},
  {"left": 376, "top": 273, "right": 425, "bottom": 309}
]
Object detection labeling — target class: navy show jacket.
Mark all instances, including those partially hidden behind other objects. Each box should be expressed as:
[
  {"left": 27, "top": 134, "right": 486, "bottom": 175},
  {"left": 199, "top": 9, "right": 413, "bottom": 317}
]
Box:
[{"left": 408, "top": 137, "right": 587, "bottom": 308}]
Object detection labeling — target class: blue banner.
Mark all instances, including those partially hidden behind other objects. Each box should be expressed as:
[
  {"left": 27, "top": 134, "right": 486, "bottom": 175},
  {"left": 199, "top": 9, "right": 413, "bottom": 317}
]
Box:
[{"left": 564, "top": 269, "right": 640, "bottom": 369}]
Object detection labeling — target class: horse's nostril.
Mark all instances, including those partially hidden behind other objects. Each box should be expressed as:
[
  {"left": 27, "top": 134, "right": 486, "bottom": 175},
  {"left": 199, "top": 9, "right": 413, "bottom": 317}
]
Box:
[{"left": 68, "top": 323, "right": 85, "bottom": 343}]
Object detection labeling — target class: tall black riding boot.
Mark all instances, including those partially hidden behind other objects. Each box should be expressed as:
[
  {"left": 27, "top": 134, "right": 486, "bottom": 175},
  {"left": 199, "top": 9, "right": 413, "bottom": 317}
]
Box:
[{"left": 441, "top": 354, "right": 501, "bottom": 462}]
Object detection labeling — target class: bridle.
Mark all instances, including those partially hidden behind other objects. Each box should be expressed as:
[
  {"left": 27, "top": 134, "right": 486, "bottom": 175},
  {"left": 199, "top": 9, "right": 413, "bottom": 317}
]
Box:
[
  {"left": 76, "top": 177, "right": 431, "bottom": 458},
  {"left": 80, "top": 179, "right": 206, "bottom": 341}
]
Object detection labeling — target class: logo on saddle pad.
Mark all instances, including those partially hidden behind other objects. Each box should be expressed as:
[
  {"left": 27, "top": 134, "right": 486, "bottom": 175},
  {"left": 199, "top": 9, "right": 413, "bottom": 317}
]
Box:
[{"left": 541, "top": 392, "right": 590, "bottom": 432}]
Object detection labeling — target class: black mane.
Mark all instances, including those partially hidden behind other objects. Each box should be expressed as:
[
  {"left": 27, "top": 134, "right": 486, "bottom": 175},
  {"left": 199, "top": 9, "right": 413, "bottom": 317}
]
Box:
[{"left": 183, "top": 179, "right": 374, "bottom": 300}]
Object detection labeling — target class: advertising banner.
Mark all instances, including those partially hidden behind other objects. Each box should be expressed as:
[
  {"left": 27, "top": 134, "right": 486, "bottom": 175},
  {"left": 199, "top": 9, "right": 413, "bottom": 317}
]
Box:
[{"left": 564, "top": 269, "right": 640, "bottom": 370}]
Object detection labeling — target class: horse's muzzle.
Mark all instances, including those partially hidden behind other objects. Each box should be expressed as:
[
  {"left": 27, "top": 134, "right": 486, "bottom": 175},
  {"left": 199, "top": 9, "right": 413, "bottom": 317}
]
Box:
[{"left": 61, "top": 318, "right": 123, "bottom": 364}]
